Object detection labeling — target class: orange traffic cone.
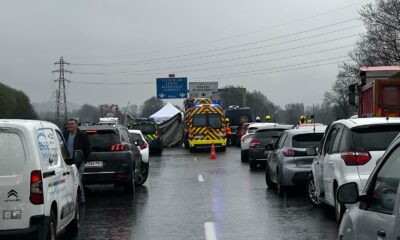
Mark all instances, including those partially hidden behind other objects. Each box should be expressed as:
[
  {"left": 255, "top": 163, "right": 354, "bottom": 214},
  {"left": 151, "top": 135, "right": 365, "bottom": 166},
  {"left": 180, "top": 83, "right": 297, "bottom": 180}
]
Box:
[{"left": 210, "top": 141, "right": 217, "bottom": 160}]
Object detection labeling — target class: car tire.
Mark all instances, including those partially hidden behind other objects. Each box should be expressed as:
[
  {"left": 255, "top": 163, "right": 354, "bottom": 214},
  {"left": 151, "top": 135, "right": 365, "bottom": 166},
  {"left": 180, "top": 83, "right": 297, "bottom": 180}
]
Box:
[
  {"left": 334, "top": 185, "right": 345, "bottom": 223},
  {"left": 307, "top": 175, "right": 322, "bottom": 207},
  {"left": 46, "top": 210, "right": 56, "bottom": 240},
  {"left": 189, "top": 147, "right": 196, "bottom": 153},
  {"left": 135, "top": 162, "right": 149, "bottom": 186},
  {"left": 265, "top": 165, "right": 275, "bottom": 188},
  {"left": 67, "top": 192, "right": 80, "bottom": 232},
  {"left": 249, "top": 159, "right": 257, "bottom": 171},
  {"left": 241, "top": 151, "right": 248, "bottom": 162},
  {"left": 276, "top": 170, "right": 285, "bottom": 197},
  {"left": 220, "top": 146, "right": 226, "bottom": 152}
]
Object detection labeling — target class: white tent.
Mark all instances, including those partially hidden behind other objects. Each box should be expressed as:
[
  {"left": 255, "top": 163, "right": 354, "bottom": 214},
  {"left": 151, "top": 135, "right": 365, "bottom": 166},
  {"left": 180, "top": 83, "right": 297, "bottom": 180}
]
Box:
[{"left": 150, "top": 103, "right": 182, "bottom": 122}]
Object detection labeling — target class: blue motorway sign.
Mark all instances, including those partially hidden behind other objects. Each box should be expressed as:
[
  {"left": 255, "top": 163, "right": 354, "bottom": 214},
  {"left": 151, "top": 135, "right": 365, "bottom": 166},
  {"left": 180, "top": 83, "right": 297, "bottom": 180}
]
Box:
[{"left": 156, "top": 77, "right": 188, "bottom": 99}]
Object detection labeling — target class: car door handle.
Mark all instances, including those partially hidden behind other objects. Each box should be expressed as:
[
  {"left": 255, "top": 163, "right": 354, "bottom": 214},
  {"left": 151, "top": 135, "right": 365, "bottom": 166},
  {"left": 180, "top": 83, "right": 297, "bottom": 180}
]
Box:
[{"left": 377, "top": 230, "right": 386, "bottom": 237}]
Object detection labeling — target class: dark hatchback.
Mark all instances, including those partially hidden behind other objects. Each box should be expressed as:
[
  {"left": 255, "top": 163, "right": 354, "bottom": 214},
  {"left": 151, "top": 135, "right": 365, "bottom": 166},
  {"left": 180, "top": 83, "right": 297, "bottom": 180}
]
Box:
[
  {"left": 248, "top": 125, "right": 293, "bottom": 170},
  {"left": 80, "top": 125, "right": 141, "bottom": 193}
]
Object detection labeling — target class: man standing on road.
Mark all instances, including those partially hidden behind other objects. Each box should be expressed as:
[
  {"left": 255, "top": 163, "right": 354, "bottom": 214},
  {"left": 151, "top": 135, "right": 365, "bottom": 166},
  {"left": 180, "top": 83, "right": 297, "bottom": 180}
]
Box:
[{"left": 64, "top": 118, "right": 92, "bottom": 203}]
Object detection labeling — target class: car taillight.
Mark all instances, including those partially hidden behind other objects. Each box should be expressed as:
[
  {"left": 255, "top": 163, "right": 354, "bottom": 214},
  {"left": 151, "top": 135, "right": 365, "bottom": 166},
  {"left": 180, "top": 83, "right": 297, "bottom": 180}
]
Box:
[
  {"left": 250, "top": 139, "right": 261, "bottom": 148},
  {"left": 283, "top": 149, "right": 295, "bottom": 157},
  {"left": 341, "top": 150, "right": 371, "bottom": 166},
  {"left": 30, "top": 170, "right": 43, "bottom": 205},
  {"left": 111, "top": 144, "right": 126, "bottom": 151},
  {"left": 140, "top": 143, "right": 148, "bottom": 150}
]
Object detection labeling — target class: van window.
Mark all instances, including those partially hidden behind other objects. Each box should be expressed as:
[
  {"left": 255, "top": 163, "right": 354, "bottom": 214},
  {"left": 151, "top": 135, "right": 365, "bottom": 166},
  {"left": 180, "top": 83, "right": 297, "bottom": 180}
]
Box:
[
  {"left": 292, "top": 133, "right": 324, "bottom": 149},
  {"left": 56, "top": 130, "right": 69, "bottom": 160},
  {"left": 0, "top": 132, "right": 26, "bottom": 175},
  {"left": 193, "top": 114, "right": 207, "bottom": 127},
  {"left": 352, "top": 124, "right": 400, "bottom": 151},
  {"left": 130, "top": 124, "right": 156, "bottom": 134},
  {"left": 209, "top": 114, "right": 222, "bottom": 129},
  {"left": 37, "top": 129, "right": 59, "bottom": 168}
]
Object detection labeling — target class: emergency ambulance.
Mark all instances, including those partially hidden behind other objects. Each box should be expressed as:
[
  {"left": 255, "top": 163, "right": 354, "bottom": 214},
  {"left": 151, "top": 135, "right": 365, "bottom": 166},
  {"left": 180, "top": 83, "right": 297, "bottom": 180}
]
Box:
[{"left": 183, "top": 98, "right": 227, "bottom": 152}]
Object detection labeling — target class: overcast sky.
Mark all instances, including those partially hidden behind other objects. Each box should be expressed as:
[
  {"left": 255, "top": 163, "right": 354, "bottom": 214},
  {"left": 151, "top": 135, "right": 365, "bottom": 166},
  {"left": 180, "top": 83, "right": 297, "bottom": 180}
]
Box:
[{"left": 0, "top": 0, "right": 368, "bottom": 109}]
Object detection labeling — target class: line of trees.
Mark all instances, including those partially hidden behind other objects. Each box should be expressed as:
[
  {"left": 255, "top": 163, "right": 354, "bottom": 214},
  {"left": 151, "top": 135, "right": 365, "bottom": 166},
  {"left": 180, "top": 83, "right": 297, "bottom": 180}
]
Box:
[{"left": 0, "top": 82, "right": 37, "bottom": 119}]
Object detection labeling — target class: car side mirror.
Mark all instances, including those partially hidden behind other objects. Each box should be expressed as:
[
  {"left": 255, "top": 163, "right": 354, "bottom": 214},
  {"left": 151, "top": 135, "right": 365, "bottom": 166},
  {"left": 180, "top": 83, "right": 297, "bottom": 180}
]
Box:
[
  {"left": 265, "top": 143, "right": 274, "bottom": 151},
  {"left": 306, "top": 146, "right": 317, "bottom": 156},
  {"left": 337, "top": 182, "right": 359, "bottom": 204}
]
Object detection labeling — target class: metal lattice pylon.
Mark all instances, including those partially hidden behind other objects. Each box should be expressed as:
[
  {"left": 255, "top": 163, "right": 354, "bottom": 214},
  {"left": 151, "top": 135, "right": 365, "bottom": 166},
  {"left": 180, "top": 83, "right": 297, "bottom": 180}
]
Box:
[{"left": 53, "top": 57, "right": 71, "bottom": 125}]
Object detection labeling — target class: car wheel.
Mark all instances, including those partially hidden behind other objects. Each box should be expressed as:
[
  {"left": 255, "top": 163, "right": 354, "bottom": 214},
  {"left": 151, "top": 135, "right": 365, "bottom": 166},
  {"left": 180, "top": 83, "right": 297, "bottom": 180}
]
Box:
[
  {"left": 265, "top": 165, "right": 275, "bottom": 189},
  {"left": 276, "top": 170, "right": 285, "bottom": 197},
  {"left": 189, "top": 147, "right": 196, "bottom": 153},
  {"left": 135, "top": 162, "right": 149, "bottom": 186},
  {"left": 334, "top": 185, "right": 345, "bottom": 223},
  {"left": 307, "top": 175, "right": 321, "bottom": 207},
  {"left": 249, "top": 159, "right": 257, "bottom": 171},
  {"left": 220, "top": 146, "right": 226, "bottom": 152},
  {"left": 241, "top": 151, "right": 248, "bottom": 162},
  {"left": 67, "top": 192, "right": 80, "bottom": 232},
  {"left": 46, "top": 210, "right": 56, "bottom": 240}
]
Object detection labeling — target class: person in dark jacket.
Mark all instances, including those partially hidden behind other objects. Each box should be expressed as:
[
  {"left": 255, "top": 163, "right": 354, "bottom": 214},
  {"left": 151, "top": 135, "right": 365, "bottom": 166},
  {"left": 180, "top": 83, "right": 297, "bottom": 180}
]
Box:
[{"left": 64, "top": 118, "right": 92, "bottom": 203}]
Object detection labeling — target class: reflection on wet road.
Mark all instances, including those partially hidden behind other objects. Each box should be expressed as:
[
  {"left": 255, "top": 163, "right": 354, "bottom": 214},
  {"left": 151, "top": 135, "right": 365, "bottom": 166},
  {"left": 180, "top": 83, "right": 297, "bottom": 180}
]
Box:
[{"left": 60, "top": 148, "right": 338, "bottom": 240}]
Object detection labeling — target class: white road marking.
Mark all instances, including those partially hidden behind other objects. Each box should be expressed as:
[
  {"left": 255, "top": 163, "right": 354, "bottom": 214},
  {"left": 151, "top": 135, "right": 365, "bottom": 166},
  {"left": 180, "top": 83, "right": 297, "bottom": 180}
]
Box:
[
  {"left": 204, "top": 222, "right": 217, "bottom": 240},
  {"left": 198, "top": 174, "right": 204, "bottom": 182}
]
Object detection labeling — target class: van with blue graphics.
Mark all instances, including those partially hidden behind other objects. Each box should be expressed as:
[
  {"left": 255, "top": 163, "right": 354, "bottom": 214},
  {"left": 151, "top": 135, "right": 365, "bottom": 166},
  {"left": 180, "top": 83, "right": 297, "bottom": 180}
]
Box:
[{"left": 0, "top": 120, "right": 81, "bottom": 240}]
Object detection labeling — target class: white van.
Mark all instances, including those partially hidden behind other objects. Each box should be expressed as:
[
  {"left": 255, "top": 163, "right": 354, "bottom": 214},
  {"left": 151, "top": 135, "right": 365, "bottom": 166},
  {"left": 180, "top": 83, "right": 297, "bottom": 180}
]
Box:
[{"left": 0, "top": 120, "right": 81, "bottom": 240}]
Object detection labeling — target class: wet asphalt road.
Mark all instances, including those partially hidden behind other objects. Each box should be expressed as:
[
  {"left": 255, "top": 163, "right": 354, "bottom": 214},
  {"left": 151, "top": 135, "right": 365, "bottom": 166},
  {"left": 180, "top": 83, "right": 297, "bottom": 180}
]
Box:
[{"left": 60, "top": 147, "right": 339, "bottom": 240}]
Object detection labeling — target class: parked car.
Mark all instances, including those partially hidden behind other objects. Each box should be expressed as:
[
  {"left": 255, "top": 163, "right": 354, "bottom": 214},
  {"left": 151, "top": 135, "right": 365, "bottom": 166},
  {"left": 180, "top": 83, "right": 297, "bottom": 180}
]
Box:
[
  {"left": 248, "top": 124, "right": 293, "bottom": 170},
  {"left": 307, "top": 117, "right": 400, "bottom": 222},
  {"left": 129, "top": 118, "right": 163, "bottom": 154},
  {"left": 337, "top": 133, "right": 400, "bottom": 240},
  {"left": 240, "top": 123, "right": 275, "bottom": 162},
  {"left": 237, "top": 122, "right": 250, "bottom": 147},
  {"left": 80, "top": 124, "right": 141, "bottom": 193},
  {"left": 265, "top": 125, "right": 326, "bottom": 196},
  {"left": 0, "top": 120, "right": 81, "bottom": 240},
  {"left": 128, "top": 129, "right": 149, "bottom": 185}
]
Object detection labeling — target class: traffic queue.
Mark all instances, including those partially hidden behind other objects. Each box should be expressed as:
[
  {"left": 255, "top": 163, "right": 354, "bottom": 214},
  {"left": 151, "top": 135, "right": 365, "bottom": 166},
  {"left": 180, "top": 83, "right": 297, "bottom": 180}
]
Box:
[{"left": 235, "top": 114, "right": 400, "bottom": 239}]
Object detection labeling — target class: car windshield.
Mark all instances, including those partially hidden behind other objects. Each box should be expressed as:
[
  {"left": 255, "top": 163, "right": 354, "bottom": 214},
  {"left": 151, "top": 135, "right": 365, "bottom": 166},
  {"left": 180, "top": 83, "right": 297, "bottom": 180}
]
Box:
[
  {"left": 248, "top": 127, "right": 258, "bottom": 134},
  {"left": 255, "top": 129, "right": 285, "bottom": 144},
  {"left": 128, "top": 133, "right": 142, "bottom": 142},
  {"left": 292, "top": 133, "right": 324, "bottom": 148},
  {"left": 352, "top": 124, "right": 400, "bottom": 151},
  {"left": 85, "top": 130, "right": 120, "bottom": 152},
  {"left": 131, "top": 124, "right": 156, "bottom": 134}
]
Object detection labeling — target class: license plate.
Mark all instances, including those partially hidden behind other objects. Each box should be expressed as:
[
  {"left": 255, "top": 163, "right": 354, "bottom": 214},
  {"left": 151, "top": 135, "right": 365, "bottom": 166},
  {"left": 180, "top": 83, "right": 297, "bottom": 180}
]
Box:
[{"left": 85, "top": 161, "right": 103, "bottom": 167}]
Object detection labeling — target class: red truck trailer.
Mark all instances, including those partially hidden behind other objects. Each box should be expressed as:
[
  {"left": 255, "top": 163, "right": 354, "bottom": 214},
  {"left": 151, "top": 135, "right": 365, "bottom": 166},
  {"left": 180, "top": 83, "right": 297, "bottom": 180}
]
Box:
[{"left": 352, "top": 67, "right": 400, "bottom": 117}]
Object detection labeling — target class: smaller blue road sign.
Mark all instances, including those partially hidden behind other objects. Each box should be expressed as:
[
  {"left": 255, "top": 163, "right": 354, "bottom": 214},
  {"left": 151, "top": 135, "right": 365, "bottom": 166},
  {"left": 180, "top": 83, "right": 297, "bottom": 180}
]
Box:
[{"left": 156, "top": 77, "right": 188, "bottom": 99}]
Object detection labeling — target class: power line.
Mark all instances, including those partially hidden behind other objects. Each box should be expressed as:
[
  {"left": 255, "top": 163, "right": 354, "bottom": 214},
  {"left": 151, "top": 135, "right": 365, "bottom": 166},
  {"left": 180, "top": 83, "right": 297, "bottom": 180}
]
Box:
[
  {"left": 192, "top": 56, "right": 349, "bottom": 80},
  {"left": 72, "top": 24, "right": 362, "bottom": 68},
  {"left": 67, "top": 0, "right": 369, "bottom": 60},
  {"left": 69, "top": 56, "right": 349, "bottom": 85},
  {"left": 73, "top": 34, "right": 360, "bottom": 76}
]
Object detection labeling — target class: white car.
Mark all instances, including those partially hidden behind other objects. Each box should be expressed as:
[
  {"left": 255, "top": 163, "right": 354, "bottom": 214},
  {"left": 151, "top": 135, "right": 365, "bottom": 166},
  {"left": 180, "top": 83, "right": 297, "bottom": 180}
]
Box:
[
  {"left": 337, "top": 133, "right": 400, "bottom": 240},
  {"left": 0, "top": 120, "right": 81, "bottom": 240},
  {"left": 128, "top": 130, "right": 149, "bottom": 185},
  {"left": 240, "top": 122, "right": 276, "bottom": 162},
  {"left": 307, "top": 117, "right": 400, "bottom": 222}
]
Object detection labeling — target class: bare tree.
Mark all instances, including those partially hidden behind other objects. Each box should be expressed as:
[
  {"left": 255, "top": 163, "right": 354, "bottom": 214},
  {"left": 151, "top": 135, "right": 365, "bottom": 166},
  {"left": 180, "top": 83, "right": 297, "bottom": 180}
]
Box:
[{"left": 140, "top": 97, "right": 165, "bottom": 118}]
